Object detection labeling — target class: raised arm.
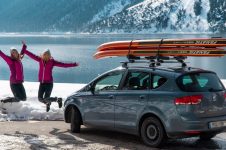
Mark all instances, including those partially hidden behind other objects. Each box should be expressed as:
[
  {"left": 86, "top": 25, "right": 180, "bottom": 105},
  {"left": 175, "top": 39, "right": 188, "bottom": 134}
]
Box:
[
  {"left": 53, "top": 59, "right": 79, "bottom": 68},
  {"left": 21, "top": 44, "right": 41, "bottom": 62},
  {"left": 0, "top": 50, "right": 12, "bottom": 65}
]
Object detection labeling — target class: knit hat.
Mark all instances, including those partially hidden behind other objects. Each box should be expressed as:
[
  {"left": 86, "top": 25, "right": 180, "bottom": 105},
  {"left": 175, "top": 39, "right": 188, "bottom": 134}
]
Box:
[
  {"left": 10, "top": 47, "right": 18, "bottom": 53},
  {"left": 43, "top": 49, "right": 51, "bottom": 56}
]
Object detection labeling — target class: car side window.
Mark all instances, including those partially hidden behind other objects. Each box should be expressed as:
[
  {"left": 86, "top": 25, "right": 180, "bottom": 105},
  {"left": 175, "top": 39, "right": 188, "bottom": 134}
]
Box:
[
  {"left": 94, "top": 71, "right": 123, "bottom": 92},
  {"left": 152, "top": 74, "right": 167, "bottom": 89},
  {"left": 182, "top": 75, "right": 193, "bottom": 85},
  {"left": 123, "top": 71, "right": 151, "bottom": 90}
]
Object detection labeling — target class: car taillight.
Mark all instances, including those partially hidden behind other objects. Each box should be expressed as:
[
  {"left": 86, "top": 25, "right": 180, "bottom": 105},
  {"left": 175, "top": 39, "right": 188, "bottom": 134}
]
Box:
[
  {"left": 175, "top": 95, "right": 203, "bottom": 105},
  {"left": 224, "top": 93, "right": 226, "bottom": 100}
]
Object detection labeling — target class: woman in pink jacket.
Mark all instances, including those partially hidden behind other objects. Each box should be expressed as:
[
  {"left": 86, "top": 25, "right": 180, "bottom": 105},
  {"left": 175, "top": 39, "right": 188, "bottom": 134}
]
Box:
[
  {"left": 21, "top": 42, "right": 78, "bottom": 112},
  {"left": 0, "top": 47, "right": 26, "bottom": 103}
]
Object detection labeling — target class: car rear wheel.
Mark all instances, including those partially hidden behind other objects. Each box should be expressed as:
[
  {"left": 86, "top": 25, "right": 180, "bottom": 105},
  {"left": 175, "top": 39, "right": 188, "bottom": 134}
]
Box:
[
  {"left": 70, "top": 107, "right": 81, "bottom": 133},
  {"left": 199, "top": 133, "right": 216, "bottom": 140},
  {"left": 140, "top": 117, "right": 166, "bottom": 147}
]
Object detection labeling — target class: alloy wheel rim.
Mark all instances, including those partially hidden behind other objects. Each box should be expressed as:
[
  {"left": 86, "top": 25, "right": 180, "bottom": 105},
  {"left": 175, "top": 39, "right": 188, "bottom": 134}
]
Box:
[{"left": 146, "top": 124, "right": 158, "bottom": 140}]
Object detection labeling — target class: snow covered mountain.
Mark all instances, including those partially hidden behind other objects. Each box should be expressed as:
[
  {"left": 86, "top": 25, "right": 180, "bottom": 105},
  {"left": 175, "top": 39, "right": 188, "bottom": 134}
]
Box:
[
  {"left": 87, "top": 0, "right": 226, "bottom": 33},
  {"left": 0, "top": 0, "right": 225, "bottom": 33}
]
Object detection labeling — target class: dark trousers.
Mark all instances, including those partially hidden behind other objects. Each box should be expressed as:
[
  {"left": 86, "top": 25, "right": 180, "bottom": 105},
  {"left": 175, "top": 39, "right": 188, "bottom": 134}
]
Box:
[
  {"left": 10, "top": 83, "right": 27, "bottom": 101},
  {"left": 1, "top": 83, "right": 27, "bottom": 103},
  {"left": 38, "top": 83, "right": 57, "bottom": 104}
]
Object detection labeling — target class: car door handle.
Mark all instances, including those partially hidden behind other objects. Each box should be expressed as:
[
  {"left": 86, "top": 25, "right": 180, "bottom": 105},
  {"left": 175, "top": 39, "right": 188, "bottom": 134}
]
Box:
[
  {"left": 139, "top": 95, "right": 146, "bottom": 100},
  {"left": 108, "top": 95, "right": 114, "bottom": 99}
]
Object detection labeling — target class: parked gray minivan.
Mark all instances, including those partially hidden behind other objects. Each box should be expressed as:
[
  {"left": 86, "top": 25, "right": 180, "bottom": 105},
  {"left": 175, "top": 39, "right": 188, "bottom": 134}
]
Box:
[{"left": 64, "top": 64, "right": 226, "bottom": 147}]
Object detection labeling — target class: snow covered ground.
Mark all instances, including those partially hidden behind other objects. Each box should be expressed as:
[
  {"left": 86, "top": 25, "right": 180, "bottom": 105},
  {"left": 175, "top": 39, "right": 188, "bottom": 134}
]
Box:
[
  {"left": 0, "top": 80, "right": 85, "bottom": 121},
  {"left": 0, "top": 121, "right": 225, "bottom": 150},
  {"left": 0, "top": 79, "right": 226, "bottom": 122}
]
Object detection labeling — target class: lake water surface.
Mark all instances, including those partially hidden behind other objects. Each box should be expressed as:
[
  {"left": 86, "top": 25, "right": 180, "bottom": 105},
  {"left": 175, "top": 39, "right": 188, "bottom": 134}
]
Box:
[{"left": 0, "top": 33, "right": 225, "bottom": 83}]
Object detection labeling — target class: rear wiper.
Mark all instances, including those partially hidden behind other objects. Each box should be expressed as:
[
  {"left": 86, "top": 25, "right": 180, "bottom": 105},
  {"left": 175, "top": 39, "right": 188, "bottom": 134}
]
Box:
[{"left": 208, "top": 88, "right": 223, "bottom": 92}]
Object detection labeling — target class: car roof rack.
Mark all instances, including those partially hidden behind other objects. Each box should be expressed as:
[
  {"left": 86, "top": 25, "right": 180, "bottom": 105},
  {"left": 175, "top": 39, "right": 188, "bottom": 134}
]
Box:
[{"left": 121, "top": 55, "right": 188, "bottom": 68}]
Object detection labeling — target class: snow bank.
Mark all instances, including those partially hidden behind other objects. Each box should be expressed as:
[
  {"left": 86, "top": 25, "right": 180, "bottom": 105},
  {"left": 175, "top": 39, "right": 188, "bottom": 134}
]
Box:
[
  {"left": 0, "top": 80, "right": 85, "bottom": 121},
  {"left": 1, "top": 79, "right": 226, "bottom": 121}
]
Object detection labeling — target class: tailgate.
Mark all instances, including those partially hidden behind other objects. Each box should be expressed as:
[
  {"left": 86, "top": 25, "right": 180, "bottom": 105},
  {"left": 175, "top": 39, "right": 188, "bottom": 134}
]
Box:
[
  {"left": 192, "top": 91, "right": 226, "bottom": 118},
  {"left": 176, "top": 71, "right": 226, "bottom": 118}
]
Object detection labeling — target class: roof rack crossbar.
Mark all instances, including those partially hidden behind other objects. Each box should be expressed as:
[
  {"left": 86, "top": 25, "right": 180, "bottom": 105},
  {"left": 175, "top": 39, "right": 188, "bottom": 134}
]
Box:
[{"left": 123, "top": 55, "right": 188, "bottom": 68}]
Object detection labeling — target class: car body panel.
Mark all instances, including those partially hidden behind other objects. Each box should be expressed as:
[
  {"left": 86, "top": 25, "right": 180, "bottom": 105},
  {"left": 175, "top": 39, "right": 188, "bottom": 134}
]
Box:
[
  {"left": 82, "top": 91, "right": 115, "bottom": 127},
  {"left": 114, "top": 90, "right": 148, "bottom": 131},
  {"left": 64, "top": 66, "right": 226, "bottom": 138}
]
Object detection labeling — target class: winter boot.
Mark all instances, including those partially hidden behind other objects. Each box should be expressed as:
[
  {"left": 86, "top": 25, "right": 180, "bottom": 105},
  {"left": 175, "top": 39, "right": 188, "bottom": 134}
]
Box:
[
  {"left": 57, "top": 98, "right": 63, "bottom": 108},
  {"left": 1, "top": 97, "right": 20, "bottom": 103},
  {"left": 46, "top": 103, "right": 51, "bottom": 112}
]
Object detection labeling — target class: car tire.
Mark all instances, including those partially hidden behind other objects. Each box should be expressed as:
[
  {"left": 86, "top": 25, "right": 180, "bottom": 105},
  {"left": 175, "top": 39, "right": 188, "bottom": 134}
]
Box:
[
  {"left": 70, "top": 107, "right": 81, "bottom": 133},
  {"left": 140, "top": 117, "right": 166, "bottom": 147},
  {"left": 199, "top": 133, "right": 216, "bottom": 140}
]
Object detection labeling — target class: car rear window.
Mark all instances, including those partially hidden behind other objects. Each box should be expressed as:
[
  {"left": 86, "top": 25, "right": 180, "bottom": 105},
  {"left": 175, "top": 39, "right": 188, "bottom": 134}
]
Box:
[{"left": 177, "top": 72, "right": 225, "bottom": 92}]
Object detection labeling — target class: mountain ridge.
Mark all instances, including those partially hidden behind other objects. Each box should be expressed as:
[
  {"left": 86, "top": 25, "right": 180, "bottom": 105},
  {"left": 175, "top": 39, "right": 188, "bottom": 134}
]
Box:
[{"left": 0, "top": 0, "right": 225, "bottom": 33}]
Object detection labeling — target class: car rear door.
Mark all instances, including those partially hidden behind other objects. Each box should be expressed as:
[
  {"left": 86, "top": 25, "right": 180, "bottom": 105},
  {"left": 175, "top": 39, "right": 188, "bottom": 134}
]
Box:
[
  {"left": 83, "top": 70, "right": 124, "bottom": 128},
  {"left": 114, "top": 69, "right": 151, "bottom": 131}
]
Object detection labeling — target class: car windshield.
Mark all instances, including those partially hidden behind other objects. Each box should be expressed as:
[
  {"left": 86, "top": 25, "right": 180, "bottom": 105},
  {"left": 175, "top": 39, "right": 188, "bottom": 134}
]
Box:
[{"left": 177, "top": 72, "right": 225, "bottom": 92}]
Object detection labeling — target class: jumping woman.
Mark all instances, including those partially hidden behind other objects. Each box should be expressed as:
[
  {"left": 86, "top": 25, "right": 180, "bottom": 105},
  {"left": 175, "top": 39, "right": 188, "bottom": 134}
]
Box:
[
  {"left": 21, "top": 41, "right": 79, "bottom": 112},
  {"left": 0, "top": 47, "right": 26, "bottom": 103}
]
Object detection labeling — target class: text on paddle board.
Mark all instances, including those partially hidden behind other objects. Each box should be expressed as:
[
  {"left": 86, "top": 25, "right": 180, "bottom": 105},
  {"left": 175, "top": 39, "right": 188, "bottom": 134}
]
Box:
[
  {"left": 195, "top": 40, "right": 217, "bottom": 44},
  {"left": 190, "top": 51, "right": 210, "bottom": 54}
]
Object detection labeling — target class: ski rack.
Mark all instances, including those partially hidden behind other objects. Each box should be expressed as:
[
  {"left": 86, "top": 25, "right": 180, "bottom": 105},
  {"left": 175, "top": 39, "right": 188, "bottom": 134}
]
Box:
[{"left": 121, "top": 55, "right": 188, "bottom": 68}]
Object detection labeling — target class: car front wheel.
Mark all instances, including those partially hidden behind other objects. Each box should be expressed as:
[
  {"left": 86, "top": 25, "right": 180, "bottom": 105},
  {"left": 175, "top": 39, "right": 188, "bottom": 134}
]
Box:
[
  {"left": 140, "top": 117, "right": 166, "bottom": 147},
  {"left": 70, "top": 107, "right": 81, "bottom": 133}
]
